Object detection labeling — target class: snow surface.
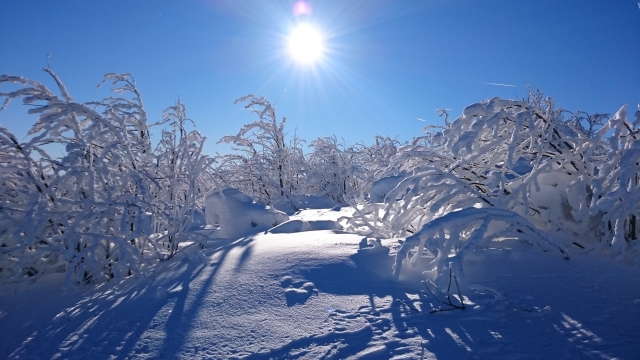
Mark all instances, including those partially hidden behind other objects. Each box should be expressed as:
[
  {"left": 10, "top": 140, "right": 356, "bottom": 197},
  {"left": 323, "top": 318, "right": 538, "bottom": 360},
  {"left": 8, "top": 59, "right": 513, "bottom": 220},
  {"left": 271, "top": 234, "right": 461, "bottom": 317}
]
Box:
[{"left": 1, "top": 207, "right": 640, "bottom": 359}]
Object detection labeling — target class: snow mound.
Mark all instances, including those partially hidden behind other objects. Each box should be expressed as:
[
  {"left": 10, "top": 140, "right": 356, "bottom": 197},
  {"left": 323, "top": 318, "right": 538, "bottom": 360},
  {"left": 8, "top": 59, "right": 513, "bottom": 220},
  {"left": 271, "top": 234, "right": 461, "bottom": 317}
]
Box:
[
  {"left": 269, "top": 219, "right": 340, "bottom": 234},
  {"left": 369, "top": 175, "right": 404, "bottom": 203},
  {"left": 205, "top": 188, "right": 289, "bottom": 239}
]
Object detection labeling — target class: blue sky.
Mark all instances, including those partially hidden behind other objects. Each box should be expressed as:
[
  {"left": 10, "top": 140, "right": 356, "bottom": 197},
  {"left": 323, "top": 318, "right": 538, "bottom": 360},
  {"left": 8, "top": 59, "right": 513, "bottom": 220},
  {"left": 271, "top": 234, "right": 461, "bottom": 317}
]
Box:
[{"left": 1, "top": 0, "right": 638, "bottom": 155}]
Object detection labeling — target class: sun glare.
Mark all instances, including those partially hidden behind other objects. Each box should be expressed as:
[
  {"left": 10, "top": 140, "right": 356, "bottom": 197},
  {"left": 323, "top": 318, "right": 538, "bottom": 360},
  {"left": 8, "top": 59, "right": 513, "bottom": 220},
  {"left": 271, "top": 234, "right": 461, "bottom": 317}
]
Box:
[{"left": 288, "top": 24, "right": 324, "bottom": 64}]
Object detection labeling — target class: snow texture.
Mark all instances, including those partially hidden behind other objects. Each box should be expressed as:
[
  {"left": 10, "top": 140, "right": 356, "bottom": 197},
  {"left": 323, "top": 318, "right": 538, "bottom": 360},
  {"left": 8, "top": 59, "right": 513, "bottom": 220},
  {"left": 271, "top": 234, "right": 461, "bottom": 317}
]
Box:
[{"left": 1, "top": 208, "right": 639, "bottom": 360}]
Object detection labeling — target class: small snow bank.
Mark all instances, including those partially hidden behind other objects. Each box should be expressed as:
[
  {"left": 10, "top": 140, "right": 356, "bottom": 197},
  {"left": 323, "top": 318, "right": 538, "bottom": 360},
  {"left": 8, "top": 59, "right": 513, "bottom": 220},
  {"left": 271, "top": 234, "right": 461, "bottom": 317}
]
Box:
[
  {"left": 369, "top": 175, "right": 404, "bottom": 203},
  {"left": 205, "top": 188, "right": 289, "bottom": 239},
  {"left": 292, "top": 206, "right": 355, "bottom": 224},
  {"left": 269, "top": 219, "right": 340, "bottom": 234}
]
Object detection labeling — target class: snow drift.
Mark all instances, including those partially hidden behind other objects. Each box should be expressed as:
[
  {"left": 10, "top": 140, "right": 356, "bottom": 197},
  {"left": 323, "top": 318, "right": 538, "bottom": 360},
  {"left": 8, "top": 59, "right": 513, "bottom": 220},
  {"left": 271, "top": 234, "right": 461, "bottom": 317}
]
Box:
[{"left": 205, "top": 188, "right": 289, "bottom": 239}]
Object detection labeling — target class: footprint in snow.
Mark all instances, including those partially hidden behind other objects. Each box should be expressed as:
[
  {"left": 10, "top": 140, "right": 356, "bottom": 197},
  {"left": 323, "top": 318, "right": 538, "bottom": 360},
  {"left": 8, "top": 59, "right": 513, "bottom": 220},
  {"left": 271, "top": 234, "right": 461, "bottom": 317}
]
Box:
[{"left": 280, "top": 276, "right": 318, "bottom": 306}]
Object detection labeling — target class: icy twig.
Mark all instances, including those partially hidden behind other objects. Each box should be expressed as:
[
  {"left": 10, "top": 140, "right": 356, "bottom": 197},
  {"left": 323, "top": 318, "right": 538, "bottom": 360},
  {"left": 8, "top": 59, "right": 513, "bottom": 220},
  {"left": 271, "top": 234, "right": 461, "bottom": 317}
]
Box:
[{"left": 422, "top": 269, "right": 466, "bottom": 313}]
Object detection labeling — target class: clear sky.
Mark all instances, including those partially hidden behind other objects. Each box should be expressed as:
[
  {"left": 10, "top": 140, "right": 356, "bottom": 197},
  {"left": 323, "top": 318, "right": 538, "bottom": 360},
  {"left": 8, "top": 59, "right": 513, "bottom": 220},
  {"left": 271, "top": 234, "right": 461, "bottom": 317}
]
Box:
[{"left": 1, "top": 0, "right": 638, "bottom": 155}]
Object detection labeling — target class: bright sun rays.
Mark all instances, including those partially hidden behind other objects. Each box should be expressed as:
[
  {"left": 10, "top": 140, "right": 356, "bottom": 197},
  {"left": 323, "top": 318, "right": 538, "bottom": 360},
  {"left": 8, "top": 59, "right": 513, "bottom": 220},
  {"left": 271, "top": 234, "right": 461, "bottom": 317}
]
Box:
[{"left": 288, "top": 24, "right": 324, "bottom": 64}]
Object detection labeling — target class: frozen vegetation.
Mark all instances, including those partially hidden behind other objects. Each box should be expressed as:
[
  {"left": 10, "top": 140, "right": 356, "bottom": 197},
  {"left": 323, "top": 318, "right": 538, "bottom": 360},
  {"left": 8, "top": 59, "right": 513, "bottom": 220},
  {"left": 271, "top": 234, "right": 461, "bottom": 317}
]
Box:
[{"left": 0, "top": 70, "right": 639, "bottom": 359}]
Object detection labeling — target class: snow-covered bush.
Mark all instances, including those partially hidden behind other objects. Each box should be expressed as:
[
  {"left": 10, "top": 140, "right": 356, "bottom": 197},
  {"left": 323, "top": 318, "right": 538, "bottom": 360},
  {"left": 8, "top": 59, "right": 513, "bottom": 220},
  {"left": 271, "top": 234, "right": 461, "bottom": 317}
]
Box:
[
  {"left": 217, "top": 95, "right": 395, "bottom": 208},
  {"left": 392, "top": 207, "right": 569, "bottom": 284},
  {"left": 152, "top": 100, "right": 218, "bottom": 255},
  {"left": 217, "top": 95, "right": 304, "bottom": 211},
  {"left": 368, "top": 175, "right": 404, "bottom": 203},
  {"left": 305, "top": 136, "right": 366, "bottom": 203},
  {"left": 345, "top": 92, "right": 640, "bottom": 281},
  {"left": 0, "top": 70, "right": 215, "bottom": 285},
  {"left": 587, "top": 105, "right": 640, "bottom": 259},
  {"left": 356, "top": 135, "right": 401, "bottom": 191}
]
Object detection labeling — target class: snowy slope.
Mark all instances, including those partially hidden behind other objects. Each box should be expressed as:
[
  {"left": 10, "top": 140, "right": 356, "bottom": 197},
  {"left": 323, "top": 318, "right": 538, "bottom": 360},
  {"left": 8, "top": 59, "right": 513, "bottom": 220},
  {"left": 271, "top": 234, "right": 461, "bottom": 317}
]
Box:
[{"left": 1, "top": 208, "right": 639, "bottom": 359}]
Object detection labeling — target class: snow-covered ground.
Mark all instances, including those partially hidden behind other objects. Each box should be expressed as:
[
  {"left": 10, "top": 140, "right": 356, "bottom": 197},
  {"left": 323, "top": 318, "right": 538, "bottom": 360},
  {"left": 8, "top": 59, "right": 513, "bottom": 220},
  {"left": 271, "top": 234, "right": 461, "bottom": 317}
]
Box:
[{"left": 1, "top": 207, "right": 639, "bottom": 359}]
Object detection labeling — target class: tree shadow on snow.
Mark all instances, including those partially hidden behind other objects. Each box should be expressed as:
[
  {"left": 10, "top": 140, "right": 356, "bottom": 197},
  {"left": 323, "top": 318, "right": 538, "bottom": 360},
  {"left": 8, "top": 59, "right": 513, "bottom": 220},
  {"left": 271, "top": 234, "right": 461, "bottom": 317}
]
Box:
[
  {"left": 1, "top": 236, "right": 256, "bottom": 360},
  {"left": 5, "top": 237, "right": 633, "bottom": 360},
  {"left": 155, "top": 235, "right": 257, "bottom": 359},
  {"left": 243, "top": 245, "right": 630, "bottom": 360},
  {"left": 242, "top": 247, "right": 476, "bottom": 359}
]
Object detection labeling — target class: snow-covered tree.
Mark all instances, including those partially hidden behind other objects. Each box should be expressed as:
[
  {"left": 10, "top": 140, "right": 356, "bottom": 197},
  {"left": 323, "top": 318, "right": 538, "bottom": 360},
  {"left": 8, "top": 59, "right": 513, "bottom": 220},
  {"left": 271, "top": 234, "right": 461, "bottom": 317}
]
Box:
[
  {"left": 0, "top": 70, "right": 215, "bottom": 286},
  {"left": 587, "top": 104, "right": 640, "bottom": 258},
  {"left": 306, "top": 136, "right": 365, "bottom": 203},
  {"left": 152, "top": 100, "right": 216, "bottom": 258},
  {"left": 344, "top": 92, "right": 640, "bottom": 285},
  {"left": 218, "top": 95, "right": 303, "bottom": 211}
]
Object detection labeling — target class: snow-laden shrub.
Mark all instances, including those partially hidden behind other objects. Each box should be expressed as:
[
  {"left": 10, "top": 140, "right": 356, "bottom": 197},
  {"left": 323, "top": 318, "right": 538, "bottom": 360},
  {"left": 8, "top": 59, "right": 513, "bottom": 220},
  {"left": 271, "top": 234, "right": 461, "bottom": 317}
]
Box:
[
  {"left": 152, "top": 100, "right": 218, "bottom": 255},
  {"left": 346, "top": 168, "right": 486, "bottom": 238},
  {"left": 217, "top": 95, "right": 304, "bottom": 211},
  {"left": 344, "top": 93, "right": 640, "bottom": 279},
  {"left": 392, "top": 207, "right": 569, "bottom": 284},
  {"left": 304, "top": 135, "right": 399, "bottom": 204},
  {"left": 217, "top": 95, "right": 399, "bottom": 208},
  {"left": 305, "top": 136, "right": 366, "bottom": 203},
  {"left": 0, "top": 70, "right": 215, "bottom": 285},
  {"left": 356, "top": 135, "right": 401, "bottom": 191},
  {"left": 587, "top": 105, "right": 640, "bottom": 260}
]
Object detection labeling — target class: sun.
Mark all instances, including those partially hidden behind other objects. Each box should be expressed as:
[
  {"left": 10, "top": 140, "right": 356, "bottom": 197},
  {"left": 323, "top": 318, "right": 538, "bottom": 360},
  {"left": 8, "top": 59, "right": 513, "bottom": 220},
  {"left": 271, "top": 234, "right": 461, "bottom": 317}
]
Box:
[{"left": 288, "top": 24, "right": 324, "bottom": 64}]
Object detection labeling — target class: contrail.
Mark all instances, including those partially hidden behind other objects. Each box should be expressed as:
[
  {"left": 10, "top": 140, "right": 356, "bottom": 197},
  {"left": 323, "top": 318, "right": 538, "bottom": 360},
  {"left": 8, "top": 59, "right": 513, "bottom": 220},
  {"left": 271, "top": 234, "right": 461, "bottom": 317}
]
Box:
[{"left": 484, "top": 82, "right": 516, "bottom": 87}]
